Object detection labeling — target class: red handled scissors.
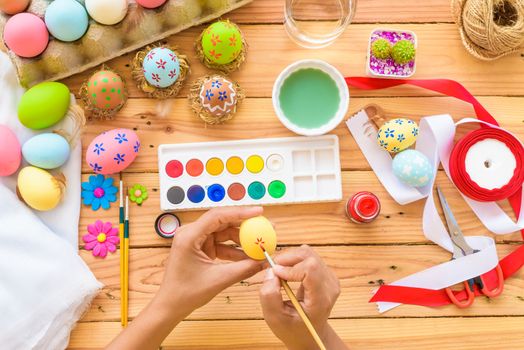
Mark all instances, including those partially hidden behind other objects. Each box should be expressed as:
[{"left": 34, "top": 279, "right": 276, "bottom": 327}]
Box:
[{"left": 436, "top": 186, "right": 504, "bottom": 308}]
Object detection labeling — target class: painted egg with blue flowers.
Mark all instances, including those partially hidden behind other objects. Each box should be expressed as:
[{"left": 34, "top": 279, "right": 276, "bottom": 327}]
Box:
[
  {"left": 377, "top": 118, "right": 418, "bottom": 153},
  {"left": 199, "top": 76, "right": 238, "bottom": 117},
  {"left": 392, "top": 149, "right": 434, "bottom": 187},
  {"left": 143, "top": 47, "right": 180, "bottom": 88},
  {"left": 86, "top": 128, "right": 140, "bottom": 175}
]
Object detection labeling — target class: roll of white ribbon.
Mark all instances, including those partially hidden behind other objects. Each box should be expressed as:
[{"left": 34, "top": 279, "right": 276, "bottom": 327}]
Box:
[{"left": 465, "top": 138, "right": 517, "bottom": 190}]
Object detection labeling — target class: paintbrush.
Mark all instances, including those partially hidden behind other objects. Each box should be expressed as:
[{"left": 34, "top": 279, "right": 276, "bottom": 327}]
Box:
[
  {"left": 119, "top": 176, "right": 125, "bottom": 327},
  {"left": 123, "top": 195, "right": 130, "bottom": 327},
  {"left": 259, "top": 245, "right": 327, "bottom": 350}
]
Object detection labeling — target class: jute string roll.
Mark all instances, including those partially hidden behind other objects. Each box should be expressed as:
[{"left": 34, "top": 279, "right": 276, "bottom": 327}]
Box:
[{"left": 452, "top": 0, "right": 524, "bottom": 60}]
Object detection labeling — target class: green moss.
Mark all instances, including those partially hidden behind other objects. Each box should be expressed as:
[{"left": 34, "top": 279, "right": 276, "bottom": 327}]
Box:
[
  {"left": 391, "top": 40, "right": 416, "bottom": 64},
  {"left": 371, "top": 38, "right": 391, "bottom": 59}
]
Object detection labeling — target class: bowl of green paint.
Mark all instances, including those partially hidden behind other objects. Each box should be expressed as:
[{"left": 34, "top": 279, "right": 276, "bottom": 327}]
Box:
[{"left": 272, "top": 59, "right": 349, "bottom": 136}]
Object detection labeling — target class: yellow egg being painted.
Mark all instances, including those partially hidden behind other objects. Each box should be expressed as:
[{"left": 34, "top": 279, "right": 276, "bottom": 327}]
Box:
[
  {"left": 239, "top": 216, "right": 277, "bottom": 260},
  {"left": 17, "top": 166, "right": 65, "bottom": 211},
  {"left": 377, "top": 118, "right": 419, "bottom": 153}
]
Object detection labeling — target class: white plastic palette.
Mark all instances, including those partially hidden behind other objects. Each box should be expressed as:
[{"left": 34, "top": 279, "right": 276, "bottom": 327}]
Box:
[{"left": 158, "top": 135, "right": 343, "bottom": 211}]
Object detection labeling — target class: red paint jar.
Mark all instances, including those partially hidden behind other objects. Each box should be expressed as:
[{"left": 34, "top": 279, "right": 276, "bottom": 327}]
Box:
[{"left": 346, "top": 191, "right": 381, "bottom": 223}]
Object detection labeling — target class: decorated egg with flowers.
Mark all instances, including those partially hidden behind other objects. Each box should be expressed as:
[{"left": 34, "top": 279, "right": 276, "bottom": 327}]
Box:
[
  {"left": 86, "top": 128, "right": 140, "bottom": 175},
  {"left": 392, "top": 149, "right": 433, "bottom": 187},
  {"left": 197, "top": 20, "right": 246, "bottom": 73},
  {"left": 132, "top": 45, "right": 189, "bottom": 99},
  {"left": 189, "top": 75, "right": 244, "bottom": 124},
  {"left": 81, "top": 68, "right": 127, "bottom": 119},
  {"left": 143, "top": 47, "right": 180, "bottom": 88},
  {"left": 377, "top": 118, "right": 419, "bottom": 153}
]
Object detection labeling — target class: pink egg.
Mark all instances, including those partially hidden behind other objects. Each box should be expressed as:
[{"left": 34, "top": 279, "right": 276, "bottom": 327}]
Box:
[
  {"left": 4, "top": 13, "right": 49, "bottom": 58},
  {"left": 136, "top": 0, "right": 167, "bottom": 9},
  {"left": 0, "top": 125, "right": 21, "bottom": 176},
  {"left": 86, "top": 129, "right": 140, "bottom": 175}
]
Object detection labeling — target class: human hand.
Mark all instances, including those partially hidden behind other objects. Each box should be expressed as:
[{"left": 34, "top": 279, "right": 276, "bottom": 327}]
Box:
[
  {"left": 156, "top": 206, "right": 266, "bottom": 318},
  {"left": 260, "top": 245, "right": 346, "bottom": 350}
]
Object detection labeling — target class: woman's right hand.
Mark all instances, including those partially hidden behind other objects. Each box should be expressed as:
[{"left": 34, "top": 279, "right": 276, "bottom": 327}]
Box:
[{"left": 259, "top": 245, "right": 348, "bottom": 350}]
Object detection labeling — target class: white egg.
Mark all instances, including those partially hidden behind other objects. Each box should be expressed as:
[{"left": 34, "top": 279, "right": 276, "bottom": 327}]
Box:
[{"left": 85, "top": 0, "right": 128, "bottom": 25}]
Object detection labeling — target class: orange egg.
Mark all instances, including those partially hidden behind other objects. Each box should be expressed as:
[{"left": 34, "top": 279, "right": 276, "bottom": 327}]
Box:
[
  {"left": 198, "top": 76, "right": 238, "bottom": 117},
  {"left": 86, "top": 70, "right": 126, "bottom": 111},
  {"left": 0, "top": 0, "right": 30, "bottom": 15}
]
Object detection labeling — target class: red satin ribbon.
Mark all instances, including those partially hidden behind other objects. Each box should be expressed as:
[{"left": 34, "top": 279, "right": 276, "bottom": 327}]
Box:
[
  {"left": 345, "top": 77, "right": 524, "bottom": 307},
  {"left": 449, "top": 128, "right": 524, "bottom": 202}
]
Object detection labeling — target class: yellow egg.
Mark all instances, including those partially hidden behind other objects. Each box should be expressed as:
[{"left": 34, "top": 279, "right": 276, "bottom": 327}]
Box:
[
  {"left": 17, "top": 166, "right": 65, "bottom": 211},
  {"left": 377, "top": 118, "right": 419, "bottom": 153},
  {"left": 239, "top": 216, "right": 277, "bottom": 260}
]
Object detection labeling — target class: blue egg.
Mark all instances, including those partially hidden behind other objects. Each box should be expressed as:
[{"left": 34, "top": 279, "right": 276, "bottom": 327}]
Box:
[
  {"left": 392, "top": 149, "right": 434, "bottom": 187},
  {"left": 45, "top": 0, "right": 89, "bottom": 42},
  {"left": 142, "top": 47, "right": 181, "bottom": 88},
  {"left": 22, "top": 133, "right": 70, "bottom": 169}
]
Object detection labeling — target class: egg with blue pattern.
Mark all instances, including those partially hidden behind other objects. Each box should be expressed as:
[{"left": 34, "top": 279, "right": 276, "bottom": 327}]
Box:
[
  {"left": 377, "top": 118, "right": 418, "bottom": 153},
  {"left": 392, "top": 150, "right": 434, "bottom": 187},
  {"left": 86, "top": 128, "right": 140, "bottom": 175},
  {"left": 142, "top": 47, "right": 180, "bottom": 88}
]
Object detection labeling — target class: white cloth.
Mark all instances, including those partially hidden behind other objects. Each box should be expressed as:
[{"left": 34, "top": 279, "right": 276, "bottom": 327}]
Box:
[{"left": 0, "top": 53, "right": 102, "bottom": 348}]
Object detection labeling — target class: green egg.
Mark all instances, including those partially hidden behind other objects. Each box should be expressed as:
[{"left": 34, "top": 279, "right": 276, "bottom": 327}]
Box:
[
  {"left": 18, "top": 82, "right": 71, "bottom": 130},
  {"left": 201, "top": 21, "right": 243, "bottom": 65}
]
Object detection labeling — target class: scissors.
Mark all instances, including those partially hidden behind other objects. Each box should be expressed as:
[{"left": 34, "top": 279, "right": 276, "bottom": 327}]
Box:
[{"left": 436, "top": 186, "right": 504, "bottom": 308}]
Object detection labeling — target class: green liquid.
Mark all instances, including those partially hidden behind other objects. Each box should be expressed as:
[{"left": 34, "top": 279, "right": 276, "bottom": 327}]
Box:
[{"left": 279, "top": 68, "right": 340, "bottom": 129}]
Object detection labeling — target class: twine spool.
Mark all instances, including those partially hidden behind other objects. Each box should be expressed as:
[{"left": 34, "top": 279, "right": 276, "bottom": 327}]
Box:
[{"left": 452, "top": 0, "right": 524, "bottom": 60}]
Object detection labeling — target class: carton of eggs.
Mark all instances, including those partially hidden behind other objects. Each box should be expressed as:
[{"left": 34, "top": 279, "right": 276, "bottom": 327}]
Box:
[
  {"left": 377, "top": 118, "right": 419, "bottom": 153},
  {"left": 239, "top": 216, "right": 277, "bottom": 260},
  {"left": 22, "top": 133, "right": 71, "bottom": 169},
  {"left": 3, "top": 13, "right": 49, "bottom": 58},
  {"left": 133, "top": 46, "right": 190, "bottom": 98},
  {"left": 0, "top": 125, "right": 21, "bottom": 177},
  {"left": 45, "top": 0, "right": 89, "bottom": 42},
  {"left": 197, "top": 20, "right": 246, "bottom": 73},
  {"left": 392, "top": 149, "right": 433, "bottom": 187},
  {"left": 86, "top": 128, "right": 140, "bottom": 175},
  {"left": 17, "top": 166, "right": 65, "bottom": 211},
  {"left": 189, "top": 75, "right": 244, "bottom": 125},
  {"left": 81, "top": 68, "right": 127, "bottom": 119},
  {"left": 85, "top": 0, "right": 128, "bottom": 25},
  {"left": 18, "top": 82, "right": 71, "bottom": 130}
]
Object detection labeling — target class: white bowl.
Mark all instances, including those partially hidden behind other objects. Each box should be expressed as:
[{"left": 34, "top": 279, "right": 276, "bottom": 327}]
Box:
[{"left": 272, "top": 59, "right": 350, "bottom": 136}]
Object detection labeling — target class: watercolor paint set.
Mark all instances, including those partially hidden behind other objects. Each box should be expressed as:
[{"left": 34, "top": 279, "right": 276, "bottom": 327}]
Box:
[{"left": 158, "top": 135, "right": 343, "bottom": 211}]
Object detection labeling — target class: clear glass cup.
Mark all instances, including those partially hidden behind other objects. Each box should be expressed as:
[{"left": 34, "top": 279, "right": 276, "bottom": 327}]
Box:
[{"left": 284, "top": 0, "right": 357, "bottom": 49}]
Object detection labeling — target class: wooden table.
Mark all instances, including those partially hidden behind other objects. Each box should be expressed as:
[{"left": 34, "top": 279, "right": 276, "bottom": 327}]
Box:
[{"left": 67, "top": 1, "right": 524, "bottom": 348}]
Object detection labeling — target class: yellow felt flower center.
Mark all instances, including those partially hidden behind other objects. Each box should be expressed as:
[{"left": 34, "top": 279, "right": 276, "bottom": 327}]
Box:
[{"left": 97, "top": 233, "right": 107, "bottom": 243}]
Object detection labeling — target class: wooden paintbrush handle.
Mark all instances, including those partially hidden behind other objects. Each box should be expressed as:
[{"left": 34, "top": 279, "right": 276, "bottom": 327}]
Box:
[{"left": 281, "top": 280, "right": 327, "bottom": 350}]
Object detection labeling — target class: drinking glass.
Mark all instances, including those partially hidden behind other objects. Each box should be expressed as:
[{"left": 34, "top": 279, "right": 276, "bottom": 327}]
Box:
[{"left": 284, "top": 0, "right": 357, "bottom": 49}]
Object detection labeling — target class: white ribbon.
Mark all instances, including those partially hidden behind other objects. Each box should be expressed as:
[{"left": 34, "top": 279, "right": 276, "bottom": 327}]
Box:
[{"left": 346, "top": 111, "right": 524, "bottom": 312}]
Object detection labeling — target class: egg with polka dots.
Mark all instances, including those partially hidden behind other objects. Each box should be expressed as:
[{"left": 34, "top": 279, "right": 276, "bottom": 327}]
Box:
[
  {"left": 143, "top": 47, "right": 180, "bottom": 88},
  {"left": 392, "top": 149, "right": 434, "bottom": 187},
  {"left": 87, "top": 70, "right": 126, "bottom": 111},
  {"left": 377, "top": 118, "right": 419, "bottom": 153}
]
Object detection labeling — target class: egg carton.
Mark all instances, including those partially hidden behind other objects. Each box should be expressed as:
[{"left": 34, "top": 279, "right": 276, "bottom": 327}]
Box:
[{"left": 0, "top": 0, "right": 253, "bottom": 88}]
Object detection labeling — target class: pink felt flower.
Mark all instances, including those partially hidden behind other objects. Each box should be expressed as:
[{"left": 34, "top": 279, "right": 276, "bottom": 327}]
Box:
[{"left": 83, "top": 220, "right": 120, "bottom": 258}]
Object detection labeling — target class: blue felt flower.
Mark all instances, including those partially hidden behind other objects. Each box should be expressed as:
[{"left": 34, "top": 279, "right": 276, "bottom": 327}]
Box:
[{"left": 82, "top": 174, "right": 118, "bottom": 211}]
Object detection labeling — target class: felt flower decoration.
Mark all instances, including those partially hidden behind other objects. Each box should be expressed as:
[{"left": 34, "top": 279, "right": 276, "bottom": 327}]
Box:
[
  {"left": 129, "top": 184, "right": 148, "bottom": 205},
  {"left": 83, "top": 220, "right": 120, "bottom": 258},
  {"left": 82, "top": 174, "right": 118, "bottom": 210}
]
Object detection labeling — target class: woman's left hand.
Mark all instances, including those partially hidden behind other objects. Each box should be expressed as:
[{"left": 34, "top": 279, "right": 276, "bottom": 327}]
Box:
[{"left": 156, "top": 206, "right": 266, "bottom": 317}]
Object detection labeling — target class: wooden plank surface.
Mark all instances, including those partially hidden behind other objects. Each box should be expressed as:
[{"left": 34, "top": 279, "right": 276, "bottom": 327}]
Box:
[
  {"left": 69, "top": 0, "right": 524, "bottom": 349},
  {"left": 69, "top": 318, "right": 524, "bottom": 349}
]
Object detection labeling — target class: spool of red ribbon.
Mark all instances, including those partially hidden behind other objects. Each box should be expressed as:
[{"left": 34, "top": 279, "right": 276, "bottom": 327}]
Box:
[{"left": 449, "top": 128, "right": 524, "bottom": 202}]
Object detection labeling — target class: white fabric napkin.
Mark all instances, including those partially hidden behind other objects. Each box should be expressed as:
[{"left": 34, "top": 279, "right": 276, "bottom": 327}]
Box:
[{"left": 0, "top": 53, "right": 102, "bottom": 349}]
